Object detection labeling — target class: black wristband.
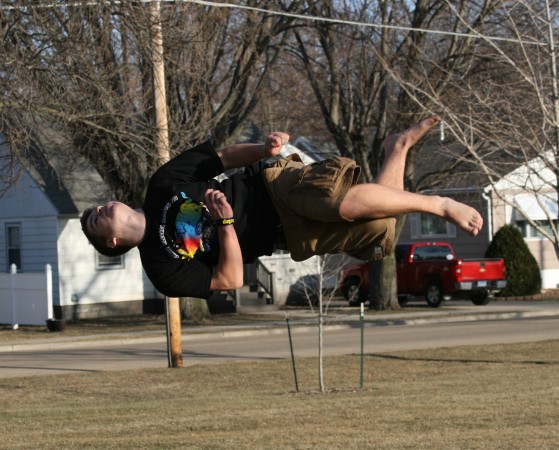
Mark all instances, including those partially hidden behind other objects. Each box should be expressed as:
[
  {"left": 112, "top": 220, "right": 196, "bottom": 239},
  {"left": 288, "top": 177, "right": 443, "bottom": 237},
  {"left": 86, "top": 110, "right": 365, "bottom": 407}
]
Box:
[{"left": 216, "top": 218, "right": 234, "bottom": 226}]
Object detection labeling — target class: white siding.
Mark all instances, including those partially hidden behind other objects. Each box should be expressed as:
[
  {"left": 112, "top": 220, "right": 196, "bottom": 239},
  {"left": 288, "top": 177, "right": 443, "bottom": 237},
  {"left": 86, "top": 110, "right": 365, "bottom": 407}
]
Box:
[
  {"left": 542, "top": 269, "right": 559, "bottom": 289},
  {"left": 21, "top": 217, "right": 59, "bottom": 271},
  {"left": 490, "top": 191, "right": 559, "bottom": 289},
  {"left": 0, "top": 168, "right": 60, "bottom": 292},
  {"left": 57, "top": 218, "right": 158, "bottom": 307},
  {"left": 0, "top": 217, "right": 60, "bottom": 302}
]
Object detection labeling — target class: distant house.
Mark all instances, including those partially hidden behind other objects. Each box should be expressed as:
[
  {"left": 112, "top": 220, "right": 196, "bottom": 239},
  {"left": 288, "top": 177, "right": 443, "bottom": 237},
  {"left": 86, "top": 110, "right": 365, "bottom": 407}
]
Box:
[
  {"left": 398, "top": 147, "right": 558, "bottom": 290},
  {"left": 484, "top": 151, "right": 558, "bottom": 289},
  {"left": 0, "top": 137, "right": 160, "bottom": 320}
]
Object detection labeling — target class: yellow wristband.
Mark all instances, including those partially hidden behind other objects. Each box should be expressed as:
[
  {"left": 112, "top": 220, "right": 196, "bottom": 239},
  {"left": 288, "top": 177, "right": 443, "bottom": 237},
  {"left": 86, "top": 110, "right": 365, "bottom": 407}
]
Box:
[{"left": 217, "top": 218, "right": 234, "bottom": 226}]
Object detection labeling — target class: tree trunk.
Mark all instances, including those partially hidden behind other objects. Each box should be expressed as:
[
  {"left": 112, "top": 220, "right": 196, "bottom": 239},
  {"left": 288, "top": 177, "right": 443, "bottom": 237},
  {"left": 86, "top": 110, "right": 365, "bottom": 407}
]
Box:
[
  {"left": 368, "top": 255, "right": 399, "bottom": 310},
  {"left": 180, "top": 297, "right": 211, "bottom": 321}
]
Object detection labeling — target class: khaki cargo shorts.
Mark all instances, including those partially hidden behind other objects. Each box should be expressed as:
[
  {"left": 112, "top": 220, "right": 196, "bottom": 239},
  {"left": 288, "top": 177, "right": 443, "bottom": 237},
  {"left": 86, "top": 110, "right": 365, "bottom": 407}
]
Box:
[{"left": 262, "top": 154, "right": 395, "bottom": 262}]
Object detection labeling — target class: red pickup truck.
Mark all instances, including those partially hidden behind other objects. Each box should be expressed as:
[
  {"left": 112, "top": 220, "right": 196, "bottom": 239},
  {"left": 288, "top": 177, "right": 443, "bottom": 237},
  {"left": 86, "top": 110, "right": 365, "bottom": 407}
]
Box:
[{"left": 340, "top": 242, "right": 507, "bottom": 307}]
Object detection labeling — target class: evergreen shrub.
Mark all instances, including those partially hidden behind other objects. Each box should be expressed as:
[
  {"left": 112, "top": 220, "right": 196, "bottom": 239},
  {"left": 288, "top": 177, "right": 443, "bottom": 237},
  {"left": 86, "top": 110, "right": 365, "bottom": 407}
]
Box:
[{"left": 485, "top": 225, "right": 542, "bottom": 296}]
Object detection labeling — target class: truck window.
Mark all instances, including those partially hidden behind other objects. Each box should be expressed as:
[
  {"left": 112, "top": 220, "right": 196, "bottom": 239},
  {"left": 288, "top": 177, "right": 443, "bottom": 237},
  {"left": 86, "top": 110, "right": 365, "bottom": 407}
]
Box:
[{"left": 413, "top": 245, "right": 452, "bottom": 261}]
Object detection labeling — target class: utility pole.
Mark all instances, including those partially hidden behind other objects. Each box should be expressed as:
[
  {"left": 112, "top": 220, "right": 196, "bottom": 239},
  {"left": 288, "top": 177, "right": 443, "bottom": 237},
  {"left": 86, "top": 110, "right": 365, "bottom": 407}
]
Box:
[{"left": 150, "top": 0, "right": 183, "bottom": 368}]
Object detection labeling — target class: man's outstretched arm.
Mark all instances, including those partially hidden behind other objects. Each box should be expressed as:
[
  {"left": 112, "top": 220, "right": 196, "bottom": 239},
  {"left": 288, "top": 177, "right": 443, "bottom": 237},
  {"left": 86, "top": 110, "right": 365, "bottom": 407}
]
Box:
[
  {"left": 217, "top": 132, "right": 289, "bottom": 171},
  {"left": 210, "top": 223, "right": 243, "bottom": 291}
]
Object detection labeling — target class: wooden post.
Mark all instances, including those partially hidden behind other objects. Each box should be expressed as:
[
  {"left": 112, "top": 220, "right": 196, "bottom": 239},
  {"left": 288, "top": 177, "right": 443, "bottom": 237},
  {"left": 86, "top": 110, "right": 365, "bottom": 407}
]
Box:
[
  {"left": 166, "top": 297, "right": 184, "bottom": 368},
  {"left": 151, "top": 0, "right": 183, "bottom": 368}
]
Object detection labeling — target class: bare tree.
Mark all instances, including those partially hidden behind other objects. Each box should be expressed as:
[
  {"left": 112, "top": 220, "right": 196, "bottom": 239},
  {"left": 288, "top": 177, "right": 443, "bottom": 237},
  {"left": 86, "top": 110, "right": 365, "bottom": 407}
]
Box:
[
  {"left": 0, "top": 0, "right": 298, "bottom": 204},
  {"left": 292, "top": 253, "right": 354, "bottom": 392},
  {"left": 389, "top": 0, "right": 559, "bottom": 258}
]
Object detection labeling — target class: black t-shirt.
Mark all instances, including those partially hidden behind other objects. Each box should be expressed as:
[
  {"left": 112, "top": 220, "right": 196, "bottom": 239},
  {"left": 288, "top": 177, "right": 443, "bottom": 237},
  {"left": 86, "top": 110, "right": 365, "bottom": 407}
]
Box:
[{"left": 138, "top": 140, "right": 280, "bottom": 299}]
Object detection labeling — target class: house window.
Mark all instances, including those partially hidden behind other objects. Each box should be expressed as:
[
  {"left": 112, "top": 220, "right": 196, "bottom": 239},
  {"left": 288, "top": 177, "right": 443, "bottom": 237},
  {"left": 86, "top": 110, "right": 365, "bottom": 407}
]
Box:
[
  {"left": 6, "top": 224, "right": 22, "bottom": 271},
  {"left": 516, "top": 219, "right": 557, "bottom": 239},
  {"left": 410, "top": 213, "right": 457, "bottom": 239},
  {"left": 96, "top": 253, "right": 124, "bottom": 269}
]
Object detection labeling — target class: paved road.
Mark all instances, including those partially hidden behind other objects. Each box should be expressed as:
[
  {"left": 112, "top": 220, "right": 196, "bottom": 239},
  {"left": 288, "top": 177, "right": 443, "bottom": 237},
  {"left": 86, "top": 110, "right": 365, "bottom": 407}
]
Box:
[{"left": 1, "top": 314, "right": 559, "bottom": 378}]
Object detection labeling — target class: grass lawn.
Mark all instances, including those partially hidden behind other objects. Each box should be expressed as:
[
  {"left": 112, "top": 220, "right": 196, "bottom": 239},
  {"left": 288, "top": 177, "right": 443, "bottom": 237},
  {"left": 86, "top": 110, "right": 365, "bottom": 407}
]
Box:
[{"left": 1, "top": 340, "right": 558, "bottom": 449}]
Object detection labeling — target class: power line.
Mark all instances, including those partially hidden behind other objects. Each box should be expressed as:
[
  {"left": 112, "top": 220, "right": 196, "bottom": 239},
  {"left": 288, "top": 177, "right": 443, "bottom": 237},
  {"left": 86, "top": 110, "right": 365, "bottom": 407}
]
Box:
[
  {"left": 1, "top": 0, "right": 546, "bottom": 47},
  {"left": 185, "top": 0, "right": 544, "bottom": 46}
]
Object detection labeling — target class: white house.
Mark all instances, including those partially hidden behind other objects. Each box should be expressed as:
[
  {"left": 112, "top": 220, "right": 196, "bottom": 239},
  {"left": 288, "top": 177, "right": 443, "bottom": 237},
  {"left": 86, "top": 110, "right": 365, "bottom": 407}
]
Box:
[
  {"left": 0, "top": 139, "right": 160, "bottom": 320},
  {"left": 484, "top": 151, "right": 559, "bottom": 289}
]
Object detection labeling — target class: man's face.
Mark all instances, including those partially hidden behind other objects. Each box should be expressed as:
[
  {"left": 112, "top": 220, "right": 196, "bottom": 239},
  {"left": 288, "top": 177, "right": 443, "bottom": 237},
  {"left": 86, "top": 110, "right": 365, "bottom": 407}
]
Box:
[{"left": 86, "top": 201, "right": 132, "bottom": 240}]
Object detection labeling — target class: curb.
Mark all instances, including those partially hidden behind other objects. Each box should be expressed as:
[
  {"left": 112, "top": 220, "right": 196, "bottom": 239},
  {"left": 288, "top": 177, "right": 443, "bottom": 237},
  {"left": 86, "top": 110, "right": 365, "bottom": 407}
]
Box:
[{"left": 2, "top": 308, "right": 559, "bottom": 353}]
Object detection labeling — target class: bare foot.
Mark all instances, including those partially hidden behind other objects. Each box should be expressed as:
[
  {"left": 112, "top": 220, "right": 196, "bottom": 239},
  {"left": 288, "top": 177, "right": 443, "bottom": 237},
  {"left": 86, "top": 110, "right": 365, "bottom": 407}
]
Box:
[
  {"left": 441, "top": 197, "right": 483, "bottom": 236},
  {"left": 383, "top": 115, "right": 442, "bottom": 156}
]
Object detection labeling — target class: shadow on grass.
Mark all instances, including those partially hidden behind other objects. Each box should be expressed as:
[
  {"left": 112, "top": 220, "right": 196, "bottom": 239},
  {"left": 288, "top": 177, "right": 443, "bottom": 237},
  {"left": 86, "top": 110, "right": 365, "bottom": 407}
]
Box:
[{"left": 368, "top": 353, "right": 559, "bottom": 366}]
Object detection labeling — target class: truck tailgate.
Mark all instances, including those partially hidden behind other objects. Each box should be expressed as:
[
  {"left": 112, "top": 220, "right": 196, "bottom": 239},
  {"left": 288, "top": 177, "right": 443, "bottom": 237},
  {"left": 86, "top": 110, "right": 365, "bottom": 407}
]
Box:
[{"left": 460, "top": 259, "right": 505, "bottom": 281}]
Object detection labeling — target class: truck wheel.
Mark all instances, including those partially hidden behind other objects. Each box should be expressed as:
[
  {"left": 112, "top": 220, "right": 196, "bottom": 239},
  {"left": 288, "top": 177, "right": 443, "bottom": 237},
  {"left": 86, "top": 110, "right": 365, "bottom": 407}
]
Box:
[
  {"left": 343, "top": 277, "right": 366, "bottom": 306},
  {"left": 471, "top": 291, "right": 493, "bottom": 306},
  {"left": 425, "top": 281, "right": 443, "bottom": 307}
]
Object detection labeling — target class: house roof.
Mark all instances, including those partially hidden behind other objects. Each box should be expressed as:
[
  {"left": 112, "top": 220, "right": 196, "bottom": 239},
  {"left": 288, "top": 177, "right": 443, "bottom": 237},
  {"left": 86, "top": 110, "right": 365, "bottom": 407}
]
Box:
[
  {"left": 484, "top": 149, "right": 558, "bottom": 221},
  {"left": 292, "top": 136, "right": 340, "bottom": 161},
  {"left": 486, "top": 150, "right": 557, "bottom": 192},
  {"left": 278, "top": 143, "right": 318, "bottom": 165},
  {"left": 2, "top": 129, "right": 110, "bottom": 217},
  {"left": 292, "top": 134, "right": 492, "bottom": 193},
  {"left": 400, "top": 137, "right": 489, "bottom": 192}
]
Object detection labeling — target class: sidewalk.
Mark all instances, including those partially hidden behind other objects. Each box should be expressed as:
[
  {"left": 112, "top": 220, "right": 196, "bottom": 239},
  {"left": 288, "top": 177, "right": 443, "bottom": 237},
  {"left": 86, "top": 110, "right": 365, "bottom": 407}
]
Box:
[{"left": 2, "top": 300, "right": 559, "bottom": 353}]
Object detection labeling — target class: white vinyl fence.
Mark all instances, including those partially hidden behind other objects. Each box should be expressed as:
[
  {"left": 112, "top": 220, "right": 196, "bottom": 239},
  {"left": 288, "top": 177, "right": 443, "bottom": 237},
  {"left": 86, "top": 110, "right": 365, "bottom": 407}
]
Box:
[{"left": 0, "top": 264, "right": 53, "bottom": 327}]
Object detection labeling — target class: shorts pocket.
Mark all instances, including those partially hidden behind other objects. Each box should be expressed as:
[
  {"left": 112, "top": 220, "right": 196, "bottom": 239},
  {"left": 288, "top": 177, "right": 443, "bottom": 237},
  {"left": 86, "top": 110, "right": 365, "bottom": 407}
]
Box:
[{"left": 293, "top": 157, "right": 360, "bottom": 197}]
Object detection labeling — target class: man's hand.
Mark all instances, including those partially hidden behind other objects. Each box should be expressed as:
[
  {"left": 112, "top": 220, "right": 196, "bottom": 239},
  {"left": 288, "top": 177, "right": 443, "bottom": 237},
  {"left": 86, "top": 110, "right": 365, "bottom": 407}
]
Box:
[
  {"left": 264, "top": 132, "right": 290, "bottom": 158},
  {"left": 204, "top": 189, "right": 233, "bottom": 221}
]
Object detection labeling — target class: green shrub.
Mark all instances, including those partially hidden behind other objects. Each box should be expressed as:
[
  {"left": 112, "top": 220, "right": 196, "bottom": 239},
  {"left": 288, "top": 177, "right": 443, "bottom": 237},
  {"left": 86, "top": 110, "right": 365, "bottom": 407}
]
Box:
[{"left": 485, "top": 225, "right": 542, "bottom": 296}]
